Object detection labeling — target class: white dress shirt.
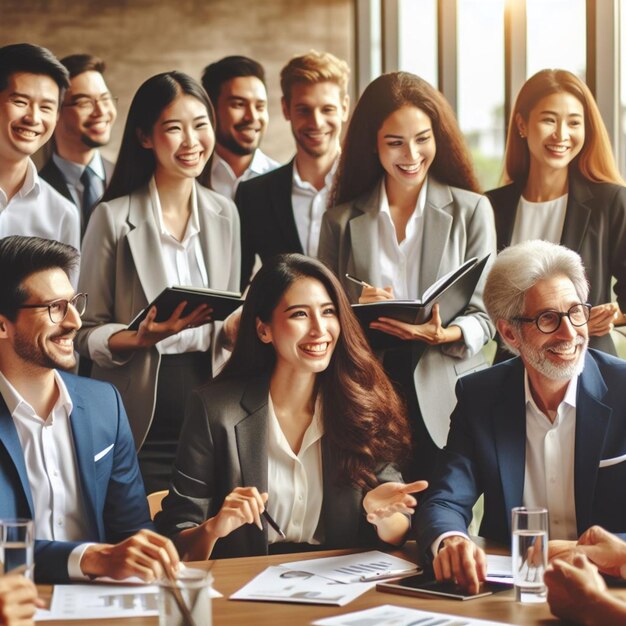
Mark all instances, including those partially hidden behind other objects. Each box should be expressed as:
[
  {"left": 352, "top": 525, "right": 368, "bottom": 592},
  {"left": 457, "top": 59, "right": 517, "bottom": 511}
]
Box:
[
  {"left": 511, "top": 194, "right": 568, "bottom": 246},
  {"left": 291, "top": 158, "right": 338, "bottom": 257},
  {"left": 210, "top": 149, "right": 279, "bottom": 200},
  {"left": 522, "top": 370, "right": 579, "bottom": 540},
  {"left": 0, "top": 370, "right": 91, "bottom": 578},
  {"left": 0, "top": 159, "right": 80, "bottom": 251},
  {"left": 52, "top": 150, "right": 107, "bottom": 209},
  {"left": 377, "top": 178, "right": 427, "bottom": 300},
  {"left": 266, "top": 394, "right": 324, "bottom": 545}
]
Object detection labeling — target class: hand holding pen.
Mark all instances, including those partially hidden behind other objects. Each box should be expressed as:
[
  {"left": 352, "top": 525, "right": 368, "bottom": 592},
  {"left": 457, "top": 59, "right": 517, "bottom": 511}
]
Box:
[{"left": 346, "top": 273, "right": 395, "bottom": 304}]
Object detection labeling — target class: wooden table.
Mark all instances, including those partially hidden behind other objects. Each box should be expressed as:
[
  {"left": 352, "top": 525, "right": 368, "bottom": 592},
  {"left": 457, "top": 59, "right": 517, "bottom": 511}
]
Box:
[{"left": 35, "top": 543, "right": 602, "bottom": 625}]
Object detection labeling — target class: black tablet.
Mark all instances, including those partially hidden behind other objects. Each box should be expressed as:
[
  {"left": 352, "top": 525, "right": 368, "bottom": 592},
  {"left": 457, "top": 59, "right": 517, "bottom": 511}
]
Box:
[{"left": 377, "top": 574, "right": 512, "bottom": 601}]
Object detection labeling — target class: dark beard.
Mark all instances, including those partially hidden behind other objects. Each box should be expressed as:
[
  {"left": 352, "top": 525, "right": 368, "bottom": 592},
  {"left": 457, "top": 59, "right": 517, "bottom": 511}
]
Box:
[
  {"left": 80, "top": 133, "right": 106, "bottom": 149},
  {"left": 216, "top": 128, "right": 256, "bottom": 157}
]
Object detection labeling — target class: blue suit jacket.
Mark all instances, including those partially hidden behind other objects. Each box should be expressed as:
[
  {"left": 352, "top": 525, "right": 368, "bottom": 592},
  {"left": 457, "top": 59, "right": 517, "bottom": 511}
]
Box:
[
  {"left": 0, "top": 372, "right": 152, "bottom": 582},
  {"left": 414, "top": 349, "right": 626, "bottom": 559}
]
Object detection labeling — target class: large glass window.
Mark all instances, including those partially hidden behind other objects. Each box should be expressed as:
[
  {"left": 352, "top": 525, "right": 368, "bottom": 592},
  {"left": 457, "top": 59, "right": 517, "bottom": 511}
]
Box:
[
  {"left": 526, "top": 0, "right": 586, "bottom": 79},
  {"left": 457, "top": 0, "right": 506, "bottom": 191},
  {"left": 398, "top": 0, "right": 437, "bottom": 86}
]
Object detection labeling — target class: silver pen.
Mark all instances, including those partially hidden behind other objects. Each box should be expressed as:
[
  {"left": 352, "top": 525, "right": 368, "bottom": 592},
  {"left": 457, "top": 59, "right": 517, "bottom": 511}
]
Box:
[
  {"left": 359, "top": 567, "right": 419, "bottom": 582},
  {"left": 345, "top": 273, "right": 372, "bottom": 288}
]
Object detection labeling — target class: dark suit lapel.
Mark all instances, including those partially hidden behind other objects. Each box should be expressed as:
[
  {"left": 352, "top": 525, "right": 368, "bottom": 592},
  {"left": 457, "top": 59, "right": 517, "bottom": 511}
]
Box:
[
  {"left": 561, "top": 175, "right": 593, "bottom": 253},
  {"left": 40, "top": 159, "right": 74, "bottom": 204},
  {"left": 492, "top": 184, "right": 521, "bottom": 251},
  {"left": 573, "top": 355, "right": 611, "bottom": 534},
  {"left": 61, "top": 373, "right": 102, "bottom": 540},
  {"left": 0, "top": 399, "right": 35, "bottom": 516},
  {"left": 493, "top": 360, "right": 526, "bottom": 534},
  {"left": 271, "top": 161, "right": 303, "bottom": 253}
]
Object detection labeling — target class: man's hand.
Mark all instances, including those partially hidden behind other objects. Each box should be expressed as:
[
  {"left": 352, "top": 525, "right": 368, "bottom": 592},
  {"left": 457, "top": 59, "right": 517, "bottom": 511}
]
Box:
[
  {"left": 545, "top": 555, "right": 608, "bottom": 626},
  {"left": 433, "top": 535, "right": 487, "bottom": 595},
  {"left": 576, "top": 525, "right": 626, "bottom": 578},
  {"left": 0, "top": 575, "right": 39, "bottom": 626},
  {"left": 80, "top": 529, "right": 180, "bottom": 582},
  {"left": 547, "top": 539, "right": 578, "bottom": 563}
]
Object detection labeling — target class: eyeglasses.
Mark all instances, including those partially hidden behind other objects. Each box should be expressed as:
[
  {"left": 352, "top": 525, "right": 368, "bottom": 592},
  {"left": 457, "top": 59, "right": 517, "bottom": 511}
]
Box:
[
  {"left": 512, "top": 303, "right": 591, "bottom": 334},
  {"left": 63, "top": 95, "right": 118, "bottom": 113},
  {"left": 17, "top": 293, "right": 88, "bottom": 324}
]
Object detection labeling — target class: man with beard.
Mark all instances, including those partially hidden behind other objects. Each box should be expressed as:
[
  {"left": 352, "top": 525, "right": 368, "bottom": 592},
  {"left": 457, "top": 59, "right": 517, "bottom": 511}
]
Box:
[
  {"left": 200, "top": 55, "right": 278, "bottom": 200},
  {"left": 235, "top": 51, "right": 350, "bottom": 289},
  {"left": 0, "top": 236, "right": 180, "bottom": 583},
  {"left": 414, "top": 239, "right": 626, "bottom": 594},
  {"left": 40, "top": 54, "right": 116, "bottom": 237}
]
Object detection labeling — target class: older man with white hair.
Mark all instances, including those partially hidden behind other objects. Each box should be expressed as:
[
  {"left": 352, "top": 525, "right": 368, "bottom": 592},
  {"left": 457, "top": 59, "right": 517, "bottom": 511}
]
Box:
[{"left": 414, "top": 239, "right": 626, "bottom": 594}]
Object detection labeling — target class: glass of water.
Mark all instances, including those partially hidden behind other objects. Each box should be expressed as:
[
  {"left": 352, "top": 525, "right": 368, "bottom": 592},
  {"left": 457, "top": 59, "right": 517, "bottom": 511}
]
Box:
[
  {"left": 0, "top": 519, "right": 34, "bottom": 580},
  {"left": 511, "top": 507, "right": 548, "bottom": 603},
  {"left": 159, "top": 567, "right": 212, "bottom": 626}
]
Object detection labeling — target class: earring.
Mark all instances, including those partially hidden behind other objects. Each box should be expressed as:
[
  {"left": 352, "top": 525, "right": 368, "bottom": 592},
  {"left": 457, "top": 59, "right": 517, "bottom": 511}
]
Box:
[{"left": 519, "top": 131, "right": 526, "bottom": 139}]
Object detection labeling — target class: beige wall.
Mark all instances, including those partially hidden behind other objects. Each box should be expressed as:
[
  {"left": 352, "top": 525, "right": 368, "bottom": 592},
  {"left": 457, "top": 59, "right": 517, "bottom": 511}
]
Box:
[{"left": 1, "top": 0, "right": 354, "bottom": 164}]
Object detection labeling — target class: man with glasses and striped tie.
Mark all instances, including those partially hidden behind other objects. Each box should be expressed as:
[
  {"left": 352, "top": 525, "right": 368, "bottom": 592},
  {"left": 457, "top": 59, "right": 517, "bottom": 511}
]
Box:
[
  {"left": 0, "top": 236, "right": 180, "bottom": 584},
  {"left": 414, "top": 239, "right": 626, "bottom": 595}
]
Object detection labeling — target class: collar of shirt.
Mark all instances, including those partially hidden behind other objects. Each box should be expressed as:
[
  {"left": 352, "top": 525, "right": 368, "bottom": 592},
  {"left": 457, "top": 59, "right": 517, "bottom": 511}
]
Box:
[
  {"left": 52, "top": 150, "right": 106, "bottom": 186},
  {"left": 0, "top": 159, "right": 40, "bottom": 209},
  {"left": 292, "top": 155, "right": 339, "bottom": 194},
  {"left": 523, "top": 366, "right": 579, "bottom": 425},
  {"left": 378, "top": 176, "right": 428, "bottom": 229},
  {"left": 0, "top": 369, "right": 73, "bottom": 424},
  {"left": 149, "top": 176, "right": 200, "bottom": 244}
]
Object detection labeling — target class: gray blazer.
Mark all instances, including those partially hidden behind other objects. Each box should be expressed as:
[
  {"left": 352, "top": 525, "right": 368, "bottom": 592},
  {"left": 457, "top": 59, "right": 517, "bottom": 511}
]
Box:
[
  {"left": 75, "top": 182, "right": 240, "bottom": 449},
  {"left": 155, "top": 375, "right": 403, "bottom": 558},
  {"left": 319, "top": 178, "right": 497, "bottom": 447}
]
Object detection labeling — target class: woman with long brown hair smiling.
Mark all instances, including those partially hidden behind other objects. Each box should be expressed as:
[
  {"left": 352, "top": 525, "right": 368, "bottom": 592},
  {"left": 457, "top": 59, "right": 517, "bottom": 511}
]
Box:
[
  {"left": 486, "top": 69, "right": 626, "bottom": 355},
  {"left": 155, "top": 253, "right": 423, "bottom": 559}
]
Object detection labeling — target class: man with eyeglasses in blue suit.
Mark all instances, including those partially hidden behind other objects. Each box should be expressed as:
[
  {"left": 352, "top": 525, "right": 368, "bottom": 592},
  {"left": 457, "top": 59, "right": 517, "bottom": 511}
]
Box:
[
  {"left": 414, "top": 239, "right": 626, "bottom": 595},
  {"left": 0, "top": 236, "right": 180, "bottom": 584}
]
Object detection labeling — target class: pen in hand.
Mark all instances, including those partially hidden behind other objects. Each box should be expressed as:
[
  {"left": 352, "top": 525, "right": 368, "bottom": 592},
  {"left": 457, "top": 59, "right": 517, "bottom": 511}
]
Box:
[
  {"left": 262, "top": 508, "right": 286, "bottom": 539},
  {"left": 345, "top": 273, "right": 372, "bottom": 289}
]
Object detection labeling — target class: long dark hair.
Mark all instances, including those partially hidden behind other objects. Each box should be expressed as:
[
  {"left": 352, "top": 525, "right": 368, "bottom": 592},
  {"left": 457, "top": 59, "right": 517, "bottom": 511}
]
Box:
[
  {"left": 221, "top": 254, "right": 411, "bottom": 489},
  {"left": 331, "top": 71, "right": 479, "bottom": 207},
  {"left": 104, "top": 71, "right": 215, "bottom": 201}
]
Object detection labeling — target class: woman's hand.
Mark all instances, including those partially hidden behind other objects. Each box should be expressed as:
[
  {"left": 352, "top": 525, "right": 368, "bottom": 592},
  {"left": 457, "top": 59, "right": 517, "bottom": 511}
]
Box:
[
  {"left": 587, "top": 302, "right": 619, "bottom": 336},
  {"left": 359, "top": 285, "right": 394, "bottom": 304},
  {"left": 576, "top": 525, "right": 626, "bottom": 578},
  {"left": 222, "top": 307, "right": 242, "bottom": 351},
  {"left": 203, "top": 487, "right": 268, "bottom": 541},
  {"left": 135, "top": 302, "right": 213, "bottom": 348},
  {"left": 363, "top": 480, "right": 428, "bottom": 524},
  {"left": 369, "top": 304, "right": 462, "bottom": 345}
]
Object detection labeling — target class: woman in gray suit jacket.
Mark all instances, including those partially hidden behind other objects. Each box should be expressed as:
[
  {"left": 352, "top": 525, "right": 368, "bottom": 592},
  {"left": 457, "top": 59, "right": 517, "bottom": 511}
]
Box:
[
  {"left": 319, "top": 72, "right": 496, "bottom": 482},
  {"left": 155, "top": 254, "right": 427, "bottom": 559},
  {"left": 486, "top": 69, "right": 626, "bottom": 356},
  {"left": 76, "top": 72, "right": 240, "bottom": 492}
]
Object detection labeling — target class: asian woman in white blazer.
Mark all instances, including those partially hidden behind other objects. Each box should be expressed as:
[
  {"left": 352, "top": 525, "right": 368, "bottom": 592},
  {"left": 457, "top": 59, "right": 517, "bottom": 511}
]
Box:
[
  {"left": 319, "top": 72, "right": 496, "bottom": 481},
  {"left": 76, "top": 72, "right": 240, "bottom": 492}
]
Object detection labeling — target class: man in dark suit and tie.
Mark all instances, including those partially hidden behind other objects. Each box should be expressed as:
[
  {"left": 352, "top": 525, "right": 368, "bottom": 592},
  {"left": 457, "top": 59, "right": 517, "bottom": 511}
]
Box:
[
  {"left": 0, "top": 236, "right": 179, "bottom": 583},
  {"left": 39, "top": 54, "right": 116, "bottom": 237},
  {"left": 235, "top": 51, "right": 350, "bottom": 289},
  {"left": 414, "top": 239, "right": 626, "bottom": 593}
]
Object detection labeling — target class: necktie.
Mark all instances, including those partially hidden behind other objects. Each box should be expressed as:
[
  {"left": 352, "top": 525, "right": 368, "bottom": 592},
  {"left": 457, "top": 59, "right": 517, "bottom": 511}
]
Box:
[{"left": 80, "top": 166, "right": 99, "bottom": 234}]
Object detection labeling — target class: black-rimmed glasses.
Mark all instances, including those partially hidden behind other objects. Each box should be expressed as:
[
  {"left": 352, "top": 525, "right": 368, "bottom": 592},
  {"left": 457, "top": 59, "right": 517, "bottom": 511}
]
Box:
[
  {"left": 63, "top": 95, "right": 118, "bottom": 113},
  {"left": 512, "top": 303, "right": 591, "bottom": 334},
  {"left": 17, "top": 293, "right": 88, "bottom": 324}
]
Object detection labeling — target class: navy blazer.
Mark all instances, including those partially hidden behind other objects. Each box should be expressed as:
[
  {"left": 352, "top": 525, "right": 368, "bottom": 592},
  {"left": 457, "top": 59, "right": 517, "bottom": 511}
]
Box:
[
  {"left": 486, "top": 176, "right": 626, "bottom": 354},
  {"left": 235, "top": 160, "right": 302, "bottom": 290},
  {"left": 0, "top": 372, "right": 152, "bottom": 582},
  {"left": 414, "top": 350, "right": 626, "bottom": 559}
]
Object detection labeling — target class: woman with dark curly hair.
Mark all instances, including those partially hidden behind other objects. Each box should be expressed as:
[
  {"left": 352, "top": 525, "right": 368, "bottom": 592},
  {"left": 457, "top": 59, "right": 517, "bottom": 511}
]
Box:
[{"left": 155, "top": 253, "right": 424, "bottom": 559}]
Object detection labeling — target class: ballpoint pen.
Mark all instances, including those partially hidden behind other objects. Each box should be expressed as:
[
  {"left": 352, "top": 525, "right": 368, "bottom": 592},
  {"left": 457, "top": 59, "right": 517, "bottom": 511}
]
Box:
[
  {"left": 262, "top": 509, "right": 286, "bottom": 539},
  {"left": 345, "top": 273, "right": 372, "bottom": 288},
  {"left": 358, "top": 567, "right": 420, "bottom": 582}
]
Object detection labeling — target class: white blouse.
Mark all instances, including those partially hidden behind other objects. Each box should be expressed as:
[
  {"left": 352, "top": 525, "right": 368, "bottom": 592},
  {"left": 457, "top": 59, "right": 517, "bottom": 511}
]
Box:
[{"left": 511, "top": 194, "right": 568, "bottom": 246}]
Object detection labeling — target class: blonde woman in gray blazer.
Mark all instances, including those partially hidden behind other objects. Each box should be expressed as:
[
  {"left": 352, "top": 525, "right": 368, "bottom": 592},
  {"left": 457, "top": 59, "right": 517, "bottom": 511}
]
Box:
[
  {"left": 76, "top": 72, "right": 240, "bottom": 492},
  {"left": 320, "top": 73, "right": 496, "bottom": 481}
]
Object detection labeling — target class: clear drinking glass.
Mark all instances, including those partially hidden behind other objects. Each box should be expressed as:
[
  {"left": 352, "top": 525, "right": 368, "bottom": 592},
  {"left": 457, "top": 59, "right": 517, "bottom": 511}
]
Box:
[
  {"left": 511, "top": 507, "right": 548, "bottom": 603},
  {"left": 0, "top": 518, "right": 34, "bottom": 579},
  {"left": 159, "top": 567, "right": 212, "bottom": 626}
]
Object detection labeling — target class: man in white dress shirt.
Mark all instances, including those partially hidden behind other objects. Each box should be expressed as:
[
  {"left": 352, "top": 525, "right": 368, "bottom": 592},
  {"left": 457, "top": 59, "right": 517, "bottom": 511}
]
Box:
[
  {"left": 414, "top": 240, "right": 626, "bottom": 593},
  {"left": 0, "top": 44, "right": 80, "bottom": 251},
  {"left": 200, "top": 55, "right": 278, "bottom": 200},
  {"left": 39, "top": 53, "right": 117, "bottom": 236},
  {"left": 0, "top": 236, "right": 179, "bottom": 583}
]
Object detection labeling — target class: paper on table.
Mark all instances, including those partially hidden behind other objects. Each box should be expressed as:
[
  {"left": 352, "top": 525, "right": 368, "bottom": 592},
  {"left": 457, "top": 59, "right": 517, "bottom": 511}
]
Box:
[
  {"left": 35, "top": 583, "right": 222, "bottom": 621},
  {"left": 313, "top": 604, "right": 512, "bottom": 626},
  {"left": 281, "top": 550, "right": 420, "bottom": 584},
  {"left": 486, "top": 554, "right": 513, "bottom": 584},
  {"left": 230, "top": 565, "right": 373, "bottom": 606}
]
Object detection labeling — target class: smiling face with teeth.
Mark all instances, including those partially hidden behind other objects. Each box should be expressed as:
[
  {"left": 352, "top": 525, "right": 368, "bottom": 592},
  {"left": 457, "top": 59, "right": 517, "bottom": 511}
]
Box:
[
  {"left": 0, "top": 72, "right": 59, "bottom": 162},
  {"left": 376, "top": 105, "right": 436, "bottom": 198},
  {"left": 256, "top": 276, "right": 340, "bottom": 378},
  {"left": 139, "top": 93, "right": 214, "bottom": 183},
  {"left": 517, "top": 92, "right": 585, "bottom": 178},
  {"left": 1, "top": 268, "right": 81, "bottom": 372}
]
